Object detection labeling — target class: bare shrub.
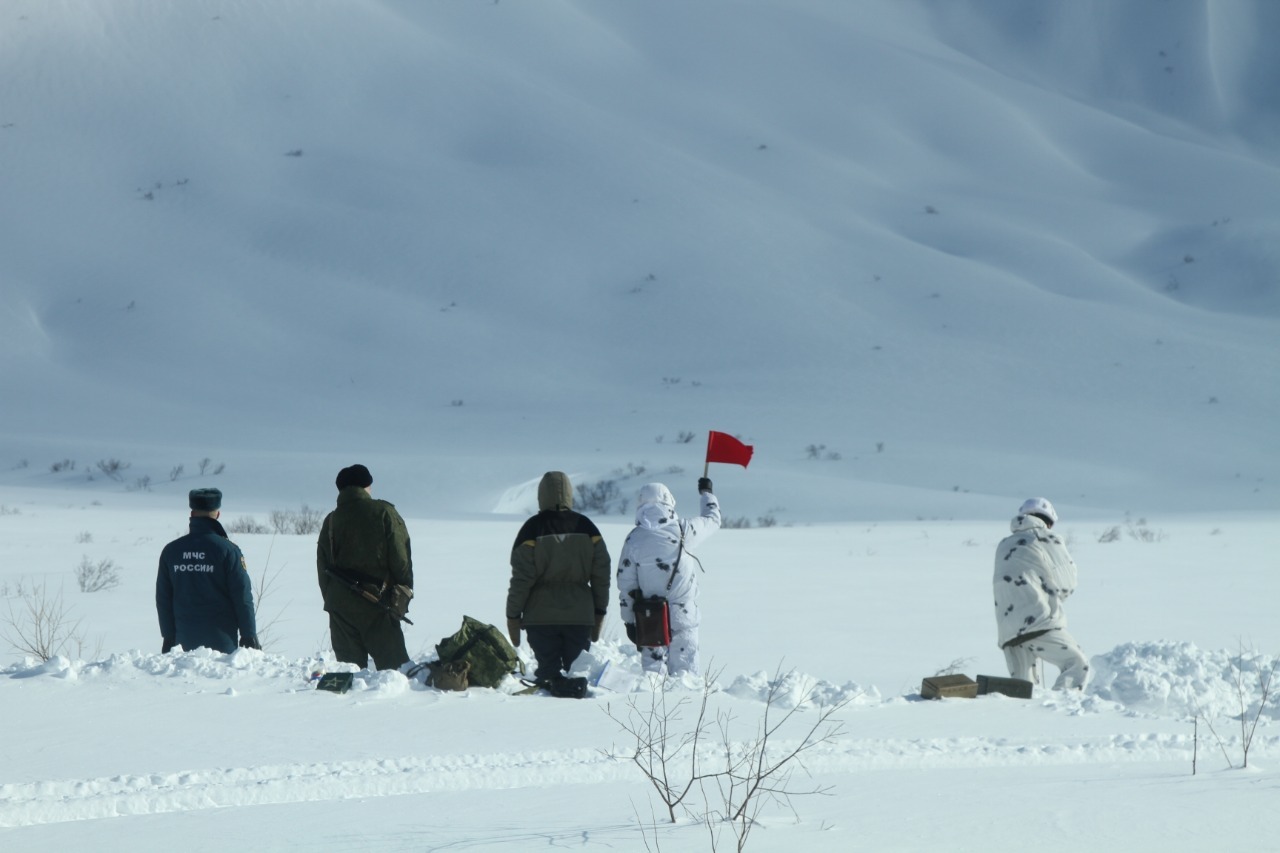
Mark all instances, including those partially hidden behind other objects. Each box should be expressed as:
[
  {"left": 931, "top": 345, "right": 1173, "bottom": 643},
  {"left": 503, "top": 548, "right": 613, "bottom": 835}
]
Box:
[
  {"left": 576, "top": 478, "right": 625, "bottom": 515},
  {"left": 269, "top": 505, "right": 323, "bottom": 535},
  {"left": 268, "top": 510, "right": 290, "bottom": 534},
  {"left": 605, "top": 670, "right": 722, "bottom": 824},
  {"left": 606, "top": 666, "right": 848, "bottom": 852},
  {"left": 226, "top": 515, "right": 270, "bottom": 535},
  {"left": 76, "top": 556, "right": 122, "bottom": 593},
  {"left": 96, "top": 458, "right": 131, "bottom": 480},
  {"left": 292, "top": 505, "right": 322, "bottom": 535},
  {"left": 252, "top": 537, "right": 290, "bottom": 651},
  {"left": 1097, "top": 526, "right": 1122, "bottom": 543},
  {"left": 0, "top": 578, "right": 27, "bottom": 597},
  {"left": 701, "top": 672, "right": 847, "bottom": 851},
  {"left": 1194, "top": 644, "right": 1278, "bottom": 772},
  {"left": 933, "top": 657, "right": 975, "bottom": 677},
  {"left": 722, "top": 517, "right": 753, "bottom": 530},
  {"left": 169, "top": 464, "right": 184, "bottom": 482},
  {"left": 1126, "top": 516, "right": 1166, "bottom": 542},
  {"left": 50, "top": 459, "right": 76, "bottom": 473},
  {"left": 1, "top": 580, "right": 97, "bottom": 661}
]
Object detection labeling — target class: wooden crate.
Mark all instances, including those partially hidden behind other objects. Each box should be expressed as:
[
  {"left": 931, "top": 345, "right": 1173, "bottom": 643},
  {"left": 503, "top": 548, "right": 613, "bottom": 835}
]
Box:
[{"left": 920, "top": 674, "right": 977, "bottom": 699}]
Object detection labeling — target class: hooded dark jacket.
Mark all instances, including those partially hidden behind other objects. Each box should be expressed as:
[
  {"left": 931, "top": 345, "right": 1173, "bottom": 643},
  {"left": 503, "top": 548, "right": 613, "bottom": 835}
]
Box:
[
  {"left": 156, "top": 516, "right": 256, "bottom": 653},
  {"left": 317, "top": 486, "right": 413, "bottom": 622},
  {"left": 507, "top": 472, "right": 611, "bottom": 627}
]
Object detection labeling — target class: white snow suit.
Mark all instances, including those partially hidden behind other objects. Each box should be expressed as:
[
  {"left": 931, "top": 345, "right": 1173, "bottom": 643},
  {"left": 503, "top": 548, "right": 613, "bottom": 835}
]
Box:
[
  {"left": 618, "top": 483, "right": 721, "bottom": 676},
  {"left": 993, "top": 512, "right": 1089, "bottom": 689}
]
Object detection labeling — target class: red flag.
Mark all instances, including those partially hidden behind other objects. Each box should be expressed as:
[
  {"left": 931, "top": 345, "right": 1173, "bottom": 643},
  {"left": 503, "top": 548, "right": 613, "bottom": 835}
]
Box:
[{"left": 706, "top": 431, "right": 753, "bottom": 468}]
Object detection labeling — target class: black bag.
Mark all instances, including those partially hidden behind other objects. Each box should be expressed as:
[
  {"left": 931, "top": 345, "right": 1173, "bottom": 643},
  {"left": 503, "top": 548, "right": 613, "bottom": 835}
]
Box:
[
  {"left": 547, "top": 674, "right": 588, "bottom": 699},
  {"left": 634, "top": 596, "right": 671, "bottom": 647}
]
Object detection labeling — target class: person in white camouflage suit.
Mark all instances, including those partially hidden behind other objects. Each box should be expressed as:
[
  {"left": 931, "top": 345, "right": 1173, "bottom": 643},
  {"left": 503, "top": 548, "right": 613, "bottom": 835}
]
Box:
[
  {"left": 993, "top": 497, "right": 1089, "bottom": 690},
  {"left": 618, "top": 479, "right": 721, "bottom": 676}
]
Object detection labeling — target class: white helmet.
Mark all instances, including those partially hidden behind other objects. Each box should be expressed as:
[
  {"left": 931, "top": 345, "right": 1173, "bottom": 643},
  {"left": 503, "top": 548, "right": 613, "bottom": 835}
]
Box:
[
  {"left": 1018, "top": 497, "right": 1058, "bottom": 526},
  {"left": 636, "top": 483, "right": 676, "bottom": 511}
]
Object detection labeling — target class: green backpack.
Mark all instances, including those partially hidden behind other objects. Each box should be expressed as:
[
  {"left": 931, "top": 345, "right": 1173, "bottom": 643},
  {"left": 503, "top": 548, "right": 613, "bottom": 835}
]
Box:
[{"left": 434, "top": 615, "right": 520, "bottom": 689}]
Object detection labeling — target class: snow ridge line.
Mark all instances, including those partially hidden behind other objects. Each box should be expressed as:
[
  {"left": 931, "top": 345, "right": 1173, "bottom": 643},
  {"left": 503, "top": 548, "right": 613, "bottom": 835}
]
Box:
[
  {"left": 5, "top": 731, "right": 1269, "bottom": 828},
  {"left": 0, "top": 747, "right": 625, "bottom": 829}
]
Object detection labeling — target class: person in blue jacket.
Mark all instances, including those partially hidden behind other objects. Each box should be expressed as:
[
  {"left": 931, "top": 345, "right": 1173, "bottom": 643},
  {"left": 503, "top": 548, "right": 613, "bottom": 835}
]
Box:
[{"left": 156, "top": 488, "right": 259, "bottom": 654}]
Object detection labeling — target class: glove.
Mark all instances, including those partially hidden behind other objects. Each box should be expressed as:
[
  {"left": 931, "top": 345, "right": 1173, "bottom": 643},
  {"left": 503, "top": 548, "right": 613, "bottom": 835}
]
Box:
[
  {"left": 698, "top": 477, "right": 713, "bottom": 494},
  {"left": 591, "top": 614, "right": 604, "bottom": 643},
  {"left": 239, "top": 635, "right": 261, "bottom": 650},
  {"left": 507, "top": 617, "right": 522, "bottom": 648},
  {"left": 624, "top": 622, "right": 637, "bottom": 644},
  {"left": 161, "top": 638, "right": 175, "bottom": 654}
]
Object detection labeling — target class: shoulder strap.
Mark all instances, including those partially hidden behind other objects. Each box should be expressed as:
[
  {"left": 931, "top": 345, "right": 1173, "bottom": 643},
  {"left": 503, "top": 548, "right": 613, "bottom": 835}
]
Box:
[
  {"left": 664, "top": 524, "right": 686, "bottom": 592},
  {"left": 632, "top": 522, "right": 696, "bottom": 602}
]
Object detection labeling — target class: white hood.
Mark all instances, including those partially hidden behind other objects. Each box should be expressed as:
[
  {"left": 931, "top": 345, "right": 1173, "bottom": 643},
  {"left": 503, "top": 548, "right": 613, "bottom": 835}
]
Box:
[{"left": 634, "top": 483, "right": 677, "bottom": 529}]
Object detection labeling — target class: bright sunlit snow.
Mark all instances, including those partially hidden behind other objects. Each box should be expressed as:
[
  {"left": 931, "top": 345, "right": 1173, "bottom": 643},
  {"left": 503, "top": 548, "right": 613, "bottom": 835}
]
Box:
[{"left": 1, "top": 1, "right": 1278, "bottom": 851}]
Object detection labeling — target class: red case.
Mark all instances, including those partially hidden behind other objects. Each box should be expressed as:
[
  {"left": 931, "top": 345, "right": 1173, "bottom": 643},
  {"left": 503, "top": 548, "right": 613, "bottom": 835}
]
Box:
[{"left": 634, "top": 597, "right": 671, "bottom": 647}]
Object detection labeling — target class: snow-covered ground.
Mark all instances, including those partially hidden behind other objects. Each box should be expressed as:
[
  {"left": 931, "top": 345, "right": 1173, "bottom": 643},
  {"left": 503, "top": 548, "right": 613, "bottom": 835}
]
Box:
[
  {"left": 3, "top": 497, "right": 1277, "bottom": 851},
  {"left": 2, "top": 1, "right": 1278, "bottom": 850}
]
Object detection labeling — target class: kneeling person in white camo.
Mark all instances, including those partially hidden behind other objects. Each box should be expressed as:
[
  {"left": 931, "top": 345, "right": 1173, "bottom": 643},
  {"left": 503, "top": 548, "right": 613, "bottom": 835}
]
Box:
[{"left": 993, "top": 497, "right": 1089, "bottom": 690}]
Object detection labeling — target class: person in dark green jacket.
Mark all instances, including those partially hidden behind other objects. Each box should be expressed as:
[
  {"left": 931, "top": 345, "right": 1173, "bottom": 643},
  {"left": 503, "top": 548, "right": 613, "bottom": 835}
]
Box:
[
  {"left": 317, "top": 464, "right": 413, "bottom": 670},
  {"left": 506, "top": 471, "right": 611, "bottom": 683},
  {"left": 156, "top": 488, "right": 259, "bottom": 654}
]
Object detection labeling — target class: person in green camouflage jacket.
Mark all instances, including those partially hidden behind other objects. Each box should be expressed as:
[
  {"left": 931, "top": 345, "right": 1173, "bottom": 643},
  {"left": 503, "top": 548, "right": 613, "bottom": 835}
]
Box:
[
  {"left": 317, "top": 464, "right": 413, "bottom": 670},
  {"left": 506, "top": 471, "right": 611, "bottom": 683}
]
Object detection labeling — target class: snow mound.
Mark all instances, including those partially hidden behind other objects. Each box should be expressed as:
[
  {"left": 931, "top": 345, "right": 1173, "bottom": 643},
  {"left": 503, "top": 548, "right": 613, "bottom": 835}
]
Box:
[
  {"left": 1088, "top": 641, "right": 1280, "bottom": 721},
  {"left": 725, "top": 669, "right": 878, "bottom": 709},
  {"left": 6, "top": 641, "right": 1275, "bottom": 724},
  {"left": 6, "top": 655, "right": 78, "bottom": 681},
  {"left": 2, "top": 649, "right": 412, "bottom": 698}
]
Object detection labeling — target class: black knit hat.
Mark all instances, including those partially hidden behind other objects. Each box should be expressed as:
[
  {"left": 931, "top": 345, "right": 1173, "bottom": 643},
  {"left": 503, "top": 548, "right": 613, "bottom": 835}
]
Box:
[
  {"left": 189, "top": 488, "right": 223, "bottom": 511},
  {"left": 335, "top": 464, "right": 373, "bottom": 490}
]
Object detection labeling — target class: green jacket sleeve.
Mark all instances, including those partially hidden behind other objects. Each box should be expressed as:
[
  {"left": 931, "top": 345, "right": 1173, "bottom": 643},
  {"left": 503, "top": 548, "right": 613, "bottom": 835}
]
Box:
[
  {"left": 591, "top": 536, "right": 611, "bottom": 616},
  {"left": 386, "top": 506, "right": 413, "bottom": 588},
  {"left": 506, "top": 538, "right": 536, "bottom": 620},
  {"left": 316, "top": 514, "right": 334, "bottom": 600}
]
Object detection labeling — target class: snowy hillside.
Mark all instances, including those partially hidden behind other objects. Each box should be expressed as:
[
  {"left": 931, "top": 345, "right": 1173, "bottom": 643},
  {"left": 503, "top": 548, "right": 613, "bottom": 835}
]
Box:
[
  {"left": 1, "top": 0, "right": 1277, "bottom": 521},
  {"left": 1, "top": 1, "right": 1279, "bottom": 851}
]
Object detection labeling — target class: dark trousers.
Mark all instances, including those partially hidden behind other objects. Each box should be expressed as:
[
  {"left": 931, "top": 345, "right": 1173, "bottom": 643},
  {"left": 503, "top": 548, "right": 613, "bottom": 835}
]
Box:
[
  {"left": 329, "top": 611, "right": 409, "bottom": 671},
  {"left": 525, "top": 624, "right": 592, "bottom": 682}
]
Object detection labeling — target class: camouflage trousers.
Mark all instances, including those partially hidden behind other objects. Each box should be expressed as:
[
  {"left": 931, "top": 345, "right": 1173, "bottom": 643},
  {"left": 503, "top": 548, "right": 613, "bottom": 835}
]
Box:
[{"left": 1003, "top": 628, "right": 1088, "bottom": 690}]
